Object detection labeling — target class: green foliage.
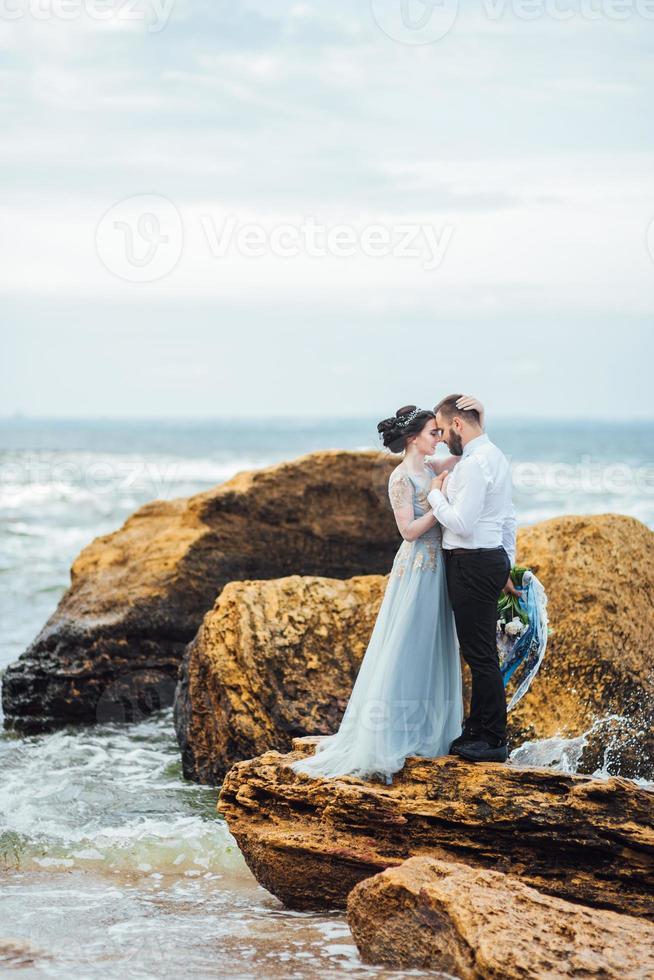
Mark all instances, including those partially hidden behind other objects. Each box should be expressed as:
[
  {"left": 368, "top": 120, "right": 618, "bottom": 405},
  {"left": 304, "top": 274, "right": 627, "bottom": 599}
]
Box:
[
  {"left": 510, "top": 565, "right": 528, "bottom": 587},
  {"left": 497, "top": 566, "right": 529, "bottom": 626}
]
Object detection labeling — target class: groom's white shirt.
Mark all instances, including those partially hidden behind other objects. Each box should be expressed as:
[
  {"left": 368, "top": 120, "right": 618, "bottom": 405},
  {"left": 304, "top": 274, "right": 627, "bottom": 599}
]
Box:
[{"left": 427, "top": 433, "right": 517, "bottom": 565}]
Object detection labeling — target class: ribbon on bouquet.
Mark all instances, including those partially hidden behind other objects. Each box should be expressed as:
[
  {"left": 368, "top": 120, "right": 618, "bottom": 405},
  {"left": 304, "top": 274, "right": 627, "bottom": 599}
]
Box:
[{"left": 497, "top": 570, "right": 549, "bottom": 712}]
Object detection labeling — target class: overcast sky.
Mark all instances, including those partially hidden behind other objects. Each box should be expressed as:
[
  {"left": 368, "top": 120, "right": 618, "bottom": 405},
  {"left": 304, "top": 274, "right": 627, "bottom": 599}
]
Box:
[{"left": 2, "top": 1, "right": 653, "bottom": 419}]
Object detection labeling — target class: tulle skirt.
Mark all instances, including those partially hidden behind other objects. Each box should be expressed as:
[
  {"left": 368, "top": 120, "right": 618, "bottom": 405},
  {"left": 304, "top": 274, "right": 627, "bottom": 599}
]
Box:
[{"left": 291, "top": 529, "right": 464, "bottom": 784}]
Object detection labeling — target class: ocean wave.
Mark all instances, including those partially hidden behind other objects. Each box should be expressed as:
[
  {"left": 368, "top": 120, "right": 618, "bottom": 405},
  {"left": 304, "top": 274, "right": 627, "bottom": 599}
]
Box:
[
  {"left": 0, "top": 452, "right": 270, "bottom": 505},
  {"left": 0, "top": 710, "right": 248, "bottom": 878},
  {"left": 0, "top": 816, "right": 246, "bottom": 878}
]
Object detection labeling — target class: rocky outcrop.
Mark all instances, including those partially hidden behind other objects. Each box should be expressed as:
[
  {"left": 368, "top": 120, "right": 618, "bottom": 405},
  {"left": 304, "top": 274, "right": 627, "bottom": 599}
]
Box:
[
  {"left": 509, "top": 514, "right": 654, "bottom": 780},
  {"left": 216, "top": 738, "right": 654, "bottom": 919},
  {"left": 346, "top": 856, "right": 654, "bottom": 977},
  {"left": 178, "top": 514, "right": 654, "bottom": 783},
  {"left": 174, "top": 575, "right": 386, "bottom": 784},
  {"left": 2, "top": 451, "right": 399, "bottom": 734}
]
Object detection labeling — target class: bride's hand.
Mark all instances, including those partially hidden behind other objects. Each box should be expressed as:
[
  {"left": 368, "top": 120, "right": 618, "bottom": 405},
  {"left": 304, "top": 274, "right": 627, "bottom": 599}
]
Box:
[
  {"left": 431, "top": 471, "right": 449, "bottom": 494},
  {"left": 456, "top": 395, "right": 485, "bottom": 430}
]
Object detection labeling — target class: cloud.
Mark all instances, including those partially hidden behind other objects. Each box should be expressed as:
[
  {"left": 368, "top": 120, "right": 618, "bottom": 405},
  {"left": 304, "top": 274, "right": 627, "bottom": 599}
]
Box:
[{"left": 1, "top": 0, "right": 653, "bottom": 418}]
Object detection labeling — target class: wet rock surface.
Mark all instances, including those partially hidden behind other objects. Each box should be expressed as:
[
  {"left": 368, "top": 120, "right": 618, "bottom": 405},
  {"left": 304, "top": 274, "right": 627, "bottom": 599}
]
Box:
[{"left": 2, "top": 451, "right": 399, "bottom": 733}]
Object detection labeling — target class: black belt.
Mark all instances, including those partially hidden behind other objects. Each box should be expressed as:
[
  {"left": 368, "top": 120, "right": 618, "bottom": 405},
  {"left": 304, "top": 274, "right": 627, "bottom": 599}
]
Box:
[{"left": 445, "top": 546, "right": 505, "bottom": 556}]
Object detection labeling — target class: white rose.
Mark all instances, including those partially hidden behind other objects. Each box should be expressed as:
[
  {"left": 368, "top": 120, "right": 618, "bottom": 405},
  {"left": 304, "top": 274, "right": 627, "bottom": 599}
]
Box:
[{"left": 505, "top": 617, "right": 526, "bottom": 638}]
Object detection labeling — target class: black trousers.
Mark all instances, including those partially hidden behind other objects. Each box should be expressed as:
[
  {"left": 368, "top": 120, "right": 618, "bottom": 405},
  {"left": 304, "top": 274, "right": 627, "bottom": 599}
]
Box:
[{"left": 444, "top": 547, "right": 511, "bottom": 745}]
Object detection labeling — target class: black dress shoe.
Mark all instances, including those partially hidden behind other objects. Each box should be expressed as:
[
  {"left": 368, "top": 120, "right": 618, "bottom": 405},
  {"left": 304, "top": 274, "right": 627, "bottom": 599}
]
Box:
[
  {"left": 454, "top": 739, "right": 509, "bottom": 763},
  {"left": 448, "top": 728, "right": 482, "bottom": 755}
]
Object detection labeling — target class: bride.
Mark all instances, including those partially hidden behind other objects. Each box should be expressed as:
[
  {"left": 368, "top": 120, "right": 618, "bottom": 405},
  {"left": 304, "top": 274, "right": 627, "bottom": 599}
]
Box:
[{"left": 291, "top": 396, "right": 485, "bottom": 784}]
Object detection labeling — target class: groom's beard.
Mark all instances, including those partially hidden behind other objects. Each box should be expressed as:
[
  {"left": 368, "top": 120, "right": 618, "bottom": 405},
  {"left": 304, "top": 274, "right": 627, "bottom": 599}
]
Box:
[{"left": 447, "top": 429, "right": 464, "bottom": 456}]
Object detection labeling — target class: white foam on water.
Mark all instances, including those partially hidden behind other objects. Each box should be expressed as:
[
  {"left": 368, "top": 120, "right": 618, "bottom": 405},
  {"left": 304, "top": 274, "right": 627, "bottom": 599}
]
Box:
[
  {"left": 0, "top": 451, "right": 270, "bottom": 511},
  {"left": 510, "top": 714, "right": 653, "bottom": 789},
  {"left": 0, "top": 710, "right": 248, "bottom": 879},
  {"left": 0, "top": 703, "right": 479, "bottom": 977}
]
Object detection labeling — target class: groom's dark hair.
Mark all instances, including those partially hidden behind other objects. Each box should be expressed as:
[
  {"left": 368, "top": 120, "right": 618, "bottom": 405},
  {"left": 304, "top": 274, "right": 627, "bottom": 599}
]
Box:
[{"left": 434, "top": 394, "right": 481, "bottom": 425}]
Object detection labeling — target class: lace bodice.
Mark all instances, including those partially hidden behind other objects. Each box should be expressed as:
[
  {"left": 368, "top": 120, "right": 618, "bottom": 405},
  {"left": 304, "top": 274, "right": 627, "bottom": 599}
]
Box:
[
  {"left": 388, "top": 464, "right": 434, "bottom": 519},
  {"left": 388, "top": 464, "right": 442, "bottom": 574}
]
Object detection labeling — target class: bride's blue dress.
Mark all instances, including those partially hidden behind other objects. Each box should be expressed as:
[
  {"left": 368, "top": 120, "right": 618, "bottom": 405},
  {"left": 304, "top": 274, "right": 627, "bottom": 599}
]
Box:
[{"left": 291, "top": 463, "right": 464, "bottom": 784}]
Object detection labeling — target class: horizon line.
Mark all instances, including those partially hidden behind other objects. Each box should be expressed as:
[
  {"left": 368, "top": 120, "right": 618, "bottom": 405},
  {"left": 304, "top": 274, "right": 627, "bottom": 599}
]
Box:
[{"left": 1, "top": 414, "right": 653, "bottom": 425}]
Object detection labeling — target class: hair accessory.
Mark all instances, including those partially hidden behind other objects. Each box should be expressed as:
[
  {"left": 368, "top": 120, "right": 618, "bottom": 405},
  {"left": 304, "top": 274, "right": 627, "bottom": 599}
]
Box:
[{"left": 395, "top": 407, "right": 424, "bottom": 428}]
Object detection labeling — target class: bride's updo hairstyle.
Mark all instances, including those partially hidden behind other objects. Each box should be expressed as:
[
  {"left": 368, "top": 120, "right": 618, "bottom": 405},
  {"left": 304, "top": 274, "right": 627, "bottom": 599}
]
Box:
[{"left": 377, "top": 405, "right": 435, "bottom": 454}]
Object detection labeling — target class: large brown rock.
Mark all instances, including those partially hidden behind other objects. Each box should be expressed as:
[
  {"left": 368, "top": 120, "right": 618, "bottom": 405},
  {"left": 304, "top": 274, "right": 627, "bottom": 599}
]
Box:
[
  {"left": 217, "top": 738, "right": 654, "bottom": 919},
  {"left": 174, "top": 575, "right": 386, "bottom": 785},
  {"left": 2, "top": 451, "right": 399, "bottom": 734},
  {"left": 510, "top": 514, "right": 654, "bottom": 780},
  {"left": 346, "top": 856, "right": 654, "bottom": 977}
]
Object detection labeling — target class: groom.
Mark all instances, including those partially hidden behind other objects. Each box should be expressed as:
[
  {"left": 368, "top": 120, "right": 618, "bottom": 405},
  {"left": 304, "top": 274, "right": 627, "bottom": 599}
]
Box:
[{"left": 427, "top": 395, "right": 518, "bottom": 763}]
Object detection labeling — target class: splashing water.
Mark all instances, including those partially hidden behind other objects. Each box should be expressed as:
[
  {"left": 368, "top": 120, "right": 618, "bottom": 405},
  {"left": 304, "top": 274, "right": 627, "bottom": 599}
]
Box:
[{"left": 510, "top": 714, "right": 654, "bottom": 789}]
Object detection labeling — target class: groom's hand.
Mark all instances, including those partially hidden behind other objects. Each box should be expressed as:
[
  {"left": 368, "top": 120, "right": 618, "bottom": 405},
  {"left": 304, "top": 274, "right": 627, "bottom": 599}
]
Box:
[
  {"left": 503, "top": 577, "right": 520, "bottom": 597},
  {"left": 431, "top": 472, "right": 449, "bottom": 494}
]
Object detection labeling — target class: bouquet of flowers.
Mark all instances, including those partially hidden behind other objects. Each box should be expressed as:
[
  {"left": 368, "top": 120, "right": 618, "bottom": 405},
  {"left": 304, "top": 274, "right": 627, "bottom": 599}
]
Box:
[{"left": 497, "top": 565, "right": 549, "bottom": 711}]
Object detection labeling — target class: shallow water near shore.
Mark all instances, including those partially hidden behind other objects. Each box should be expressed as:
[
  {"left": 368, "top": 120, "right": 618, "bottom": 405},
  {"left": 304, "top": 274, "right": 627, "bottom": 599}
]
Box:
[
  {"left": 1, "top": 709, "right": 650, "bottom": 979},
  {"left": 1, "top": 417, "right": 653, "bottom": 977},
  {"left": 0, "top": 708, "right": 454, "bottom": 979}
]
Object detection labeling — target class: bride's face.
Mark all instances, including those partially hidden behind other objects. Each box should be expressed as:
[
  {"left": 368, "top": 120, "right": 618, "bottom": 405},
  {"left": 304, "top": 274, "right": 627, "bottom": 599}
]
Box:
[{"left": 409, "top": 417, "right": 440, "bottom": 456}]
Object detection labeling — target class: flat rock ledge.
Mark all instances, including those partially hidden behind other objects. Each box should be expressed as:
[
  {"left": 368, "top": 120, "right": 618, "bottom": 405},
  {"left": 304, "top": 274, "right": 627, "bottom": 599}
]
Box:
[
  {"left": 217, "top": 737, "right": 654, "bottom": 920},
  {"left": 346, "top": 856, "right": 654, "bottom": 978}
]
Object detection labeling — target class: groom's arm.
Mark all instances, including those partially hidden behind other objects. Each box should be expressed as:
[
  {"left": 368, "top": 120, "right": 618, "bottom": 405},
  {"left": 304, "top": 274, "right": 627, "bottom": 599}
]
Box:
[{"left": 427, "top": 459, "right": 487, "bottom": 536}]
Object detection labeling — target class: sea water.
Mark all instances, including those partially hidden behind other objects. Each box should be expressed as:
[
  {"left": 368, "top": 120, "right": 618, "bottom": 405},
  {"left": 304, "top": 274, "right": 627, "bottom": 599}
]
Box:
[{"left": 1, "top": 417, "right": 652, "bottom": 978}]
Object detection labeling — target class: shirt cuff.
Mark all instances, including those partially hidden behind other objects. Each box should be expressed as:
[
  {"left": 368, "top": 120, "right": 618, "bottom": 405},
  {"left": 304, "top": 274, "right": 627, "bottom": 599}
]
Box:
[{"left": 427, "top": 488, "right": 444, "bottom": 512}]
